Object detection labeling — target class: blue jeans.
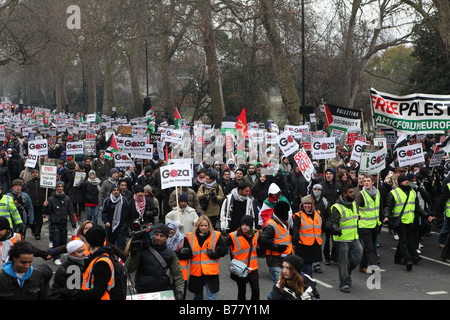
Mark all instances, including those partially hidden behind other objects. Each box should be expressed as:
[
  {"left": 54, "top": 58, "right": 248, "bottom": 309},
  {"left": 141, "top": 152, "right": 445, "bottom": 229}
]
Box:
[
  {"left": 439, "top": 217, "right": 448, "bottom": 245},
  {"left": 335, "top": 239, "right": 362, "bottom": 288},
  {"left": 193, "top": 281, "right": 217, "bottom": 300},
  {"left": 86, "top": 205, "right": 99, "bottom": 224},
  {"left": 267, "top": 266, "right": 281, "bottom": 300}
]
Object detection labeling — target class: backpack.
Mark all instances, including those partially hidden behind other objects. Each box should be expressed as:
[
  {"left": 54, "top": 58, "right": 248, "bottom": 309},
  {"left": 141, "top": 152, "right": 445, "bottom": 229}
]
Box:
[{"left": 91, "top": 254, "right": 129, "bottom": 300}]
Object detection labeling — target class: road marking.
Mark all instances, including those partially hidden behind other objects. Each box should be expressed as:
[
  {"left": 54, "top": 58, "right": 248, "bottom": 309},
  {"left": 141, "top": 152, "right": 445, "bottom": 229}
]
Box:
[
  {"left": 314, "top": 278, "right": 333, "bottom": 288},
  {"left": 426, "top": 291, "right": 448, "bottom": 295},
  {"left": 390, "top": 247, "right": 450, "bottom": 267}
]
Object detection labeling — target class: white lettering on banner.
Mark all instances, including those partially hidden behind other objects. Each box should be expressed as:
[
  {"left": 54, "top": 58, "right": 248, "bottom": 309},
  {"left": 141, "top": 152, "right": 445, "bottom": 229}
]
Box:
[
  {"left": 396, "top": 143, "right": 425, "bottom": 167},
  {"left": 294, "top": 149, "right": 316, "bottom": 182},
  {"left": 160, "top": 163, "right": 192, "bottom": 190}
]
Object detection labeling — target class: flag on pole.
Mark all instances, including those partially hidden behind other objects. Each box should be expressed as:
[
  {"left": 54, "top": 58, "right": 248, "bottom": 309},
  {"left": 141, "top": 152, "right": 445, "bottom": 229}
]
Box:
[
  {"left": 145, "top": 121, "right": 155, "bottom": 134},
  {"left": 80, "top": 110, "right": 85, "bottom": 123},
  {"left": 145, "top": 106, "right": 155, "bottom": 122},
  {"left": 104, "top": 133, "right": 119, "bottom": 160},
  {"left": 235, "top": 108, "right": 248, "bottom": 138},
  {"left": 174, "top": 108, "right": 182, "bottom": 130}
]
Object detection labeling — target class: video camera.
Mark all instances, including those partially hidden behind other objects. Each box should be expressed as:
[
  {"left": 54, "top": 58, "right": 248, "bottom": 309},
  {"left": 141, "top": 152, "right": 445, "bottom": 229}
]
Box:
[{"left": 130, "top": 219, "right": 154, "bottom": 240}]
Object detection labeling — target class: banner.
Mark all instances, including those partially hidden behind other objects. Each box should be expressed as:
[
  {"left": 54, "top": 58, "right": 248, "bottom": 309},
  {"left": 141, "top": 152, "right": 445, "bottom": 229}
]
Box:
[
  {"left": 278, "top": 130, "right": 299, "bottom": 157},
  {"left": 311, "top": 137, "right": 336, "bottom": 160},
  {"left": 120, "top": 137, "right": 147, "bottom": 153},
  {"left": 293, "top": 148, "right": 316, "bottom": 182},
  {"left": 360, "top": 146, "right": 386, "bottom": 175},
  {"left": 396, "top": 143, "right": 425, "bottom": 167},
  {"left": 160, "top": 163, "right": 192, "bottom": 189},
  {"left": 28, "top": 139, "right": 48, "bottom": 156},
  {"left": 370, "top": 87, "right": 450, "bottom": 134},
  {"left": 325, "top": 104, "right": 361, "bottom": 133},
  {"left": 66, "top": 141, "right": 84, "bottom": 155},
  {"left": 113, "top": 153, "right": 134, "bottom": 167},
  {"left": 40, "top": 158, "right": 58, "bottom": 189},
  {"left": 350, "top": 140, "right": 368, "bottom": 163}
]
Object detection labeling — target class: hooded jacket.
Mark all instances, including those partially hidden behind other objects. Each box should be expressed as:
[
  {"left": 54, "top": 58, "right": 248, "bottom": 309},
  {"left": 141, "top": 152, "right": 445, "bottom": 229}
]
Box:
[
  {"left": 258, "top": 183, "right": 292, "bottom": 227},
  {"left": 320, "top": 168, "right": 342, "bottom": 206},
  {"left": 0, "top": 261, "right": 48, "bottom": 300}
]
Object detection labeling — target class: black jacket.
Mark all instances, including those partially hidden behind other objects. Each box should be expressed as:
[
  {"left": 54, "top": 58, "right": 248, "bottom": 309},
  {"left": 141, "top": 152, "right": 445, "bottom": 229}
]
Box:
[
  {"left": 45, "top": 192, "right": 76, "bottom": 228},
  {"left": 26, "top": 177, "right": 47, "bottom": 207}
]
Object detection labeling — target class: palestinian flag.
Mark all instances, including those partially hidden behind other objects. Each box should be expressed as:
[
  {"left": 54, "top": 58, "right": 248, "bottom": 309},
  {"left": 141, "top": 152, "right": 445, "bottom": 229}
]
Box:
[
  {"left": 145, "top": 106, "right": 155, "bottom": 122},
  {"left": 80, "top": 110, "right": 85, "bottom": 123},
  {"left": 258, "top": 184, "right": 292, "bottom": 227},
  {"left": 435, "top": 135, "right": 450, "bottom": 154},
  {"left": 324, "top": 104, "right": 361, "bottom": 133},
  {"left": 235, "top": 139, "right": 246, "bottom": 159},
  {"left": 174, "top": 107, "right": 182, "bottom": 130},
  {"left": 104, "top": 133, "right": 119, "bottom": 160}
]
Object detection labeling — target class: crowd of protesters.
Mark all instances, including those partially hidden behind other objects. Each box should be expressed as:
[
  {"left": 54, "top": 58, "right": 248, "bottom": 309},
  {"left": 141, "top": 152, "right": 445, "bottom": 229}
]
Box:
[{"left": 0, "top": 116, "right": 449, "bottom": 300}]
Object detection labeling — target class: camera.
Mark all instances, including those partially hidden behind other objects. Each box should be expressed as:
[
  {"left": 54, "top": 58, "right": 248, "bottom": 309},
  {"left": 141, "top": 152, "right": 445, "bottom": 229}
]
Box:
[{"left": 131, "top": 219, "right": 154, "bottom": 239}]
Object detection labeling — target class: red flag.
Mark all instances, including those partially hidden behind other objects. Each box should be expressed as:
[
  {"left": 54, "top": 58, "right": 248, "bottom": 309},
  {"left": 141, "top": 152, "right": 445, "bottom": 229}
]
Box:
[{"left": 235, "top": 108, "right": 248, "bottom": 138}]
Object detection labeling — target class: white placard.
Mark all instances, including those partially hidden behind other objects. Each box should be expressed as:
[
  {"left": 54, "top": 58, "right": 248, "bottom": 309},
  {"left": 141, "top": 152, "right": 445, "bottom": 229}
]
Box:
[
  {"left": 40, "top": 165, "right": 57, "bottom": 189},
  {"left": 397, "top": 143, "right": 425, "bottom": 167},
  {"left": 311, "top": 137, "right": 336, "bottom": 160},
  {"left": 28, "top": 139, "right": 48, "bottom": 156},
  {"left": 278, "top": 130, "right": 299, "bottom": 157},
  {"left": 66, "top": 141, "right": 84, "bottom": 155},
  {"left": 113, "top": 153, "right": 134, "bottom": 167},
  {"left": 160, "top": 163, "right": 192, "bottom": 189}
]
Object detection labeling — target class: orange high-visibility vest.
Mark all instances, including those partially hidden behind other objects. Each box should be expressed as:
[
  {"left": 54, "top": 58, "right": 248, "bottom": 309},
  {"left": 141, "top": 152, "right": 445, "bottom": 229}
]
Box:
[
  {"left": 82, "top": 254, "right": 115, "bottom": 300},
  {"left": 295, "top": 210, "right": 322, "bottom": 246},
  {"left": 229, "top": 230, "right": 259, "bottom": 272},
  {"left": 0, "top": 233, "right": 22, "bottom": 269},
  {"left": 187, "top": 231, "right": 221, "bottom": 276},
  {"left": 265, "top": 219, "right": 293, "bottom": 256},
  {"left": 177, "top": 242, "right": 189, "bottom": 281}
]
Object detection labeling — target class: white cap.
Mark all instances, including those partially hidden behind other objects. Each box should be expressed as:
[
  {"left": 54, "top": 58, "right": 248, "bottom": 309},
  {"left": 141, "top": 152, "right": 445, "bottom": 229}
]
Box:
[{"left": 66, "top": 240, "right": 84, "bottom": 254}]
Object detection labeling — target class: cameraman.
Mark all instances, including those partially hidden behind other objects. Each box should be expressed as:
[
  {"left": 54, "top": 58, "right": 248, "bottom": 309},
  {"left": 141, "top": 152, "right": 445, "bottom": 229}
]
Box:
[
  {"left": 197, "top": 172, "right": 224, "bottom": 230},
  {"left": 125, "top": 223, "right": 185, "bottom": 300}
]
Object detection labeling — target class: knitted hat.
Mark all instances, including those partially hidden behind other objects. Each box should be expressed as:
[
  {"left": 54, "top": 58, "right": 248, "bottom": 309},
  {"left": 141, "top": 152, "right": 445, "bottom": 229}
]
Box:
[
  {"left": 154, "top": 223, "right": 170, "bottom": 238},
  {"left": 85, "top": 225, "right": 106, "bottom": 247},
  {"left": 240, "top": 215, "right": 254, "bottom": 227},
  {"left": 283, "top": 255, "right": 304, "bottom": 274},
  {"left": 301, "top": 195, "right": 313, "bottom": 204},
  {"left": 0, "top": 216, "right": 10, "bottom": 230},
  {"left": 109, "top": 168, "right": 118, "bottom": 176},
  {"left": 397, "top": 174, "right": 408, "bottom": 185},
  {"left": 178, "top": 193, "right": 188, "bottom": 203},
  {"left": 66, "top": 240, "right": 85, "bottom": 254}
]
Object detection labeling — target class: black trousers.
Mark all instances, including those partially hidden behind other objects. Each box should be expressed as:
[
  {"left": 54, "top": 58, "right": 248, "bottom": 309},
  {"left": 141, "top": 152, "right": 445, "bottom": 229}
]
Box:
[
  {"left": 358, "top": 227, "right": 378, "bottom": 268},
  {"left": 233, "top": 270, "right": 260, "bottom": 300},
  {"left": 395, "top": 223, "right": 419, "bottom": 264}
]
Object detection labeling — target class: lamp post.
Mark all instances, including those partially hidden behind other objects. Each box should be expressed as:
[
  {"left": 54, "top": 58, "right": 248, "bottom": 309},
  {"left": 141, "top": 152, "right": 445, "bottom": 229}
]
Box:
[{"left": 301, "top": 0, "right": 306, "bottom": 124}]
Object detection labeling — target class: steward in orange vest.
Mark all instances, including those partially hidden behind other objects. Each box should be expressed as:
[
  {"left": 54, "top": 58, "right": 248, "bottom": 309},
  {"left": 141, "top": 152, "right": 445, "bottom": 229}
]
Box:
[
  {"left": 185, "top": 216, "right": 227, "bottom": 300},
  {"left": 292, "top": 195, "right": 323, "bottom": 277},
  {"left": 225, "top": 215, "right": 260, "bottom": 300},
  {"left": 258, "top": 201, "right": 293, "bottom": 292},
  {"left": 75, "top": 225, "right": 116, "bottom": 300}
]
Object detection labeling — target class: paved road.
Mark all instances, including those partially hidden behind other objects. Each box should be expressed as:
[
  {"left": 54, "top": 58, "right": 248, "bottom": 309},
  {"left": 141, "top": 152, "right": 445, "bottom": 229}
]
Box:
[{"left": 27, "top": 217, "right": 450, "bottom": 300}]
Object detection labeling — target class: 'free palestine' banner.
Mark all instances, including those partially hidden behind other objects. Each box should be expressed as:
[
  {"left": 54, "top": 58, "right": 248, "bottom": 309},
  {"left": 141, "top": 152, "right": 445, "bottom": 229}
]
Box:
[{"left": 370, "top": 87, "right": 450, "bottom": 134}]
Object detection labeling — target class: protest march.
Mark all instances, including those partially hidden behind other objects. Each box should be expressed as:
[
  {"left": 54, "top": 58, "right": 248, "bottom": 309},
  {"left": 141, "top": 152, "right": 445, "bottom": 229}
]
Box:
[{"left": 1, "top": 86, "right": 450, "bottom": 301}]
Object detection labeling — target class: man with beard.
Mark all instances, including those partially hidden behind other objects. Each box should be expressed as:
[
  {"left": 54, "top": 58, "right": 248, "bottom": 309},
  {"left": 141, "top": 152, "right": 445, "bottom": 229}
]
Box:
[
  {"left": 219, "top": 182, "right": 259, "bottom": 235},
  {"left": 327, "top": 185, "right": 362, "bottom": 293}
]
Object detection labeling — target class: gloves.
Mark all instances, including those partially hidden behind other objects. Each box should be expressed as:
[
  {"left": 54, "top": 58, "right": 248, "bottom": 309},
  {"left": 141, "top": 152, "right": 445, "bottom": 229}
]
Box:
[
  {"left": 206, "top": 249, "right": 220, "bottom": 259},
  {"left": 274, "top": 244, "right": 288, "bottom": 253},
  {"left": 130, "top": 239, "right": 144, "bottom": 255}
]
